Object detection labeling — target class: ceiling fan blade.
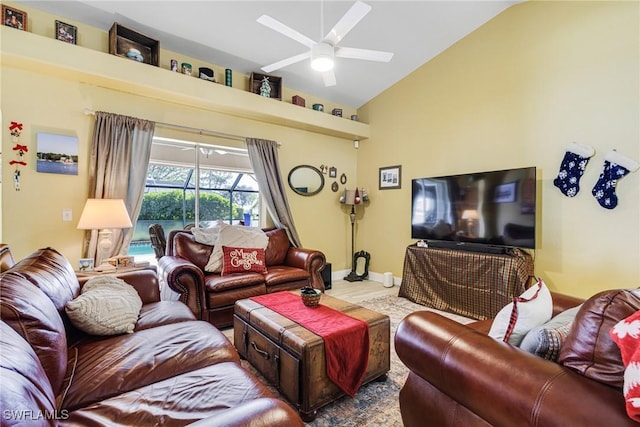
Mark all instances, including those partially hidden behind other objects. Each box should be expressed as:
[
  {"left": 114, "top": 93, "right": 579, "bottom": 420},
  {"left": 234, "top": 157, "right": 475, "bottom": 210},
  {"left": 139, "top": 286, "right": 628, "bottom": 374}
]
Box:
[
  {"left": 261, "top": 52, "right": 310, "bottom": 73},
  {"left": 324, "top": 1, "right": 372, "bottom": 46},
  {"left": 321, "top": 70, "right": 336, "bottom": 87},
  {"left": 257, "top": 15, "right": 315, "bottom": 49},
  {"left": 335, "top": 46, "right": 394, "bottom": 62}
]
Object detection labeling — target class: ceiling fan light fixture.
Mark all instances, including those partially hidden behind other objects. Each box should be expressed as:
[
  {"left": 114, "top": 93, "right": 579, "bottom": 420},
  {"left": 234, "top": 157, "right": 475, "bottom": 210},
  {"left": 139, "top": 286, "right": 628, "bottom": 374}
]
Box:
[{"left": 311, "top": 42, "right": 335, "bottom": 72}]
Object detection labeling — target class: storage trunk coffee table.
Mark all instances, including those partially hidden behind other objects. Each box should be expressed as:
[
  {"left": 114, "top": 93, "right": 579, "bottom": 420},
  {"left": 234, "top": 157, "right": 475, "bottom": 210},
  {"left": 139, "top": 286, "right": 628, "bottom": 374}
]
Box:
[{"left": 233, "top": 291, "right": 390, "bottom": 421}]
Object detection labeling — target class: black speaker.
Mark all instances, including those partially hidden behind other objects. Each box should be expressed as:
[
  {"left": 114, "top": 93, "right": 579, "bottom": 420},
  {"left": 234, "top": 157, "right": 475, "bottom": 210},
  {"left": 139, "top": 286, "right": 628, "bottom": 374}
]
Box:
[{"left": 321, "top": 262, "right": 332, "bottom": 290}]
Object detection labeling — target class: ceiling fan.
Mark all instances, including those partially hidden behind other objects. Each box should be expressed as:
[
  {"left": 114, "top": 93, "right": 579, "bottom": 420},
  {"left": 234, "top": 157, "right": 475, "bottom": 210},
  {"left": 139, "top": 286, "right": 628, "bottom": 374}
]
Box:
[{"left": 257, "top": 0, "right": 393, "bottom": 87}]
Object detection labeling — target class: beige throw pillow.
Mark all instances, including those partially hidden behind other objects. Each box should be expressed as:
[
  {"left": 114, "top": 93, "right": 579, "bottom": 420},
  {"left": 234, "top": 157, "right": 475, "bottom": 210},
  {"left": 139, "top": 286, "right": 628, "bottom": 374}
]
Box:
[
  {"left": 65, "top": 276, "right": 142, "bottom": 335},
  {"left": 204, "top": 223, "right": 269, "bottom": 273}
]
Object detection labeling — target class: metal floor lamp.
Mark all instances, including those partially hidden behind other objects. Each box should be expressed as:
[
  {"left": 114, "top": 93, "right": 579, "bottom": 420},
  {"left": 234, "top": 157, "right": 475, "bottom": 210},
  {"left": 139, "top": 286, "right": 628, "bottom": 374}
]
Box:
[
  {"left": 344, "top": 202, "right": 360, "bottom": 282},
  {"left": 340, "top": 188, "right": 368, "bottom": 282}
]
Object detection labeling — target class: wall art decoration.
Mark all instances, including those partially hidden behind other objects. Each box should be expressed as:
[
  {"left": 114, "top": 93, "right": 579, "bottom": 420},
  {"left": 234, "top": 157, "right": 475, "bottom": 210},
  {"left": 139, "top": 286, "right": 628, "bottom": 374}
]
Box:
[
  {"left": 36, "top": 132, "right": 79, "bottom": 175},
  {"left": 8, "top": 121, "right": 26, "bottom": 191},
  {"left": 9, "top": 121, "right": 23, "bottom": 141},
  {"left": 55, "top": 20, "right": 77, "bottom": 44},
  {"left": 2, "top": 5, "right": 27, "bottom": 31},
  {"left": 379, "top": 165, "right": 401, "bottom": 190}
]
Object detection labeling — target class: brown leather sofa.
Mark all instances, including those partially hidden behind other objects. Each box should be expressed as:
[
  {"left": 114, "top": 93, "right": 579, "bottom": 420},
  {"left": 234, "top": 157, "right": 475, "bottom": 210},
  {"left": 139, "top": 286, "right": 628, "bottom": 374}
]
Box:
[
  {"left": 159, "top": 228, "right": 326, "bottom": 328},
  {"left": 0, "top": 246, "right": 304, "bottom": 426},
  {"left": 395, "top": 289, "right": 639, "bottom": 427}
]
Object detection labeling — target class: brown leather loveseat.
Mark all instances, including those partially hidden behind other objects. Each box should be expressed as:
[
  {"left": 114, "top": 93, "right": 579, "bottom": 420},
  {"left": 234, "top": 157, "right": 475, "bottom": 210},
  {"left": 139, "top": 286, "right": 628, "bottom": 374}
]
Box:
[
  {"left": 0, "top": 246, "right": 303, "bottom": 426},
  {"left": 395, "top": 289, "right": 640, "bottom": 427},
  {"left": 159, "top": 228, "right": 326, "bottom": 328}
]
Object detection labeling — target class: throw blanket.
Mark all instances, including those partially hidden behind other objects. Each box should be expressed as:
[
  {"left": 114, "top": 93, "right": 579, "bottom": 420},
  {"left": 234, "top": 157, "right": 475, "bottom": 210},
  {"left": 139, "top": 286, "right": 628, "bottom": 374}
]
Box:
[
  {"left": 610, "top": 310, "right": 640, "bottom": 422},
  {"left": 251, "top": 292, "right": 370, "bottom": 397}
]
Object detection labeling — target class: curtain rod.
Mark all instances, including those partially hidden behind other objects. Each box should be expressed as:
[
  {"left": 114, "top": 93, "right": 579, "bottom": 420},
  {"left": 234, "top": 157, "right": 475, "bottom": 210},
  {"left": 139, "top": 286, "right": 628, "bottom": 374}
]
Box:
[{"left": 83, "top": 108, "right": 247, "bottom": 142}]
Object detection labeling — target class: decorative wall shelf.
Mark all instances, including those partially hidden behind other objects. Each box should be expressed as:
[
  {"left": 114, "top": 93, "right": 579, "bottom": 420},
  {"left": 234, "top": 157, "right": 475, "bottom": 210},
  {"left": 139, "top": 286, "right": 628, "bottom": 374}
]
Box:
[{"left": 0, "top": 27, "right": 370, "bottom": 141}]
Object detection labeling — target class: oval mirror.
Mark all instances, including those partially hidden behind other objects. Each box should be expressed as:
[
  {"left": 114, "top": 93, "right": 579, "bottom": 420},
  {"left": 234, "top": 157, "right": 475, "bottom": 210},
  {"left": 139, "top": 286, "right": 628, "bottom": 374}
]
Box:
[{"left": 288, "top": 165, "right": 325, "bottom": 196}]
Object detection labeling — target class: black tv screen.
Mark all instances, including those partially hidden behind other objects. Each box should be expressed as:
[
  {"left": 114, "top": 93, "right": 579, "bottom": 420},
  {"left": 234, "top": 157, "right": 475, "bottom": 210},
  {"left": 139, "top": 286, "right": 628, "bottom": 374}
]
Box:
[{"left": 411, "top": 166, "right": 536, "bottom": 252}]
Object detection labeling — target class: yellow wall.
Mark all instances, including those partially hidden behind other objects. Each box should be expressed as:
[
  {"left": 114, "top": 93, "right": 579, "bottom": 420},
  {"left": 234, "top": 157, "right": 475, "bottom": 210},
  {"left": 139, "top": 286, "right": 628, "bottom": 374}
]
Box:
[
  {"left": 1, "top": 2, "right": 357, "bottom": 268},
  {"left": 2, "top": 1, "right": 638, "bottom": 298},
  {"left": 359, "top": 0, "right": 639, "bottom": 298}
]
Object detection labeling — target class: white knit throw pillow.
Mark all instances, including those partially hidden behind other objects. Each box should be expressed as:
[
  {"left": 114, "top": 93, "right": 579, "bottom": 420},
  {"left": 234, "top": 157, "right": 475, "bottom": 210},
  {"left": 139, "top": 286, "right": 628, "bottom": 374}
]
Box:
[
  {"left": 65, "top": 276, "right": 142, "bottom": 335},
  {"left": 191, "top": 220, "right": 223, "bottom": 245}
]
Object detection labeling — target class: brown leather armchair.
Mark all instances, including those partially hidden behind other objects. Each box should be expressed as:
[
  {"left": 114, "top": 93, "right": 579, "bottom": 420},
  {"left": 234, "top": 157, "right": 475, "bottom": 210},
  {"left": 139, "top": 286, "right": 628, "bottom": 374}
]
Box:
[
  {"left": 395, "top": 290, "right": 637, "bottom": 427},
  {"left": 159, "top": 227, "right": 326, "bottom": 328}
]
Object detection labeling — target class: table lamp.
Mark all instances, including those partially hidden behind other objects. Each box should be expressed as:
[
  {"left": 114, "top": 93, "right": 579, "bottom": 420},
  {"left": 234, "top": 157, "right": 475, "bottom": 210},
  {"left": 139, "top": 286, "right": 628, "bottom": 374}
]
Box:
[{"left": 77, "top": 198, "right": 132, "bottom": 272}]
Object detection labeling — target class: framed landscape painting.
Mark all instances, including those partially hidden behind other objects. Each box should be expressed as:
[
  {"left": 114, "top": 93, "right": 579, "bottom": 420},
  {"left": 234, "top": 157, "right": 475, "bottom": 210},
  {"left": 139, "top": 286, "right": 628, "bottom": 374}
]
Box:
[{"left": 36, "top": 132, "right": 79, "bottom": 175}]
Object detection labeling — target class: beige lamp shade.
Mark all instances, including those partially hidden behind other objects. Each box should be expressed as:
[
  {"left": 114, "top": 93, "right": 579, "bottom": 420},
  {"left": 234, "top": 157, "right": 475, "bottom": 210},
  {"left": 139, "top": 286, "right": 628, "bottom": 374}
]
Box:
[{"left": 77, "top": 199, "right": 132, "bottom": 230}]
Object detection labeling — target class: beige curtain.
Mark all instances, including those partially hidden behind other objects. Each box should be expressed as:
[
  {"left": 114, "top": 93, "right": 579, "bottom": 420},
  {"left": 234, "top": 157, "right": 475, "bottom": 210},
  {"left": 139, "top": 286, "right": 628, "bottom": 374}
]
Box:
[
  {"left": 83, "top": 112, "right": 155, "bottom": 259},
  {"left": 246, "top": 138, "right": 302, "bottom": 247}
]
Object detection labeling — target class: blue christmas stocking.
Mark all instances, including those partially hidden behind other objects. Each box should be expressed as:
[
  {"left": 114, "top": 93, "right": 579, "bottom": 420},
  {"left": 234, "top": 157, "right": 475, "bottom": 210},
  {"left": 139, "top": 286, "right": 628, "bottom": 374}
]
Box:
[
  {"left": 553, "top": 142, "right": 595, "bottom": 197},
  {"left": 592, "top": 150, "right": 639, "bottom": 209}
]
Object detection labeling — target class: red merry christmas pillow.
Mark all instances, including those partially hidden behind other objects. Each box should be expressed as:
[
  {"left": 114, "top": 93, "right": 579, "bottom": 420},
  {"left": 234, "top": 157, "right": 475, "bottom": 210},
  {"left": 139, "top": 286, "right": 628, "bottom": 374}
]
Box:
[{"left": 221, "top": 246, "right": 267, "bottom": 275}]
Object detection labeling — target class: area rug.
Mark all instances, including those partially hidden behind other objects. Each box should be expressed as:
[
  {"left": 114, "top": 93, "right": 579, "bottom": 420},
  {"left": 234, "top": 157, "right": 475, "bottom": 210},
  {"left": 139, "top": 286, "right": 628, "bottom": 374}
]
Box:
[{"left": 231, "top": 295, "right": 473, "bottom": 426}]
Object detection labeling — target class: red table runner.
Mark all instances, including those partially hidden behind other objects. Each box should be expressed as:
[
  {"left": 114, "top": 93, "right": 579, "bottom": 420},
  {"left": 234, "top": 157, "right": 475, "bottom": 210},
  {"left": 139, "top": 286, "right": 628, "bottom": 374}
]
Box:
[{"left": 250, "top": 292, "right": 369, "bottom": 397}]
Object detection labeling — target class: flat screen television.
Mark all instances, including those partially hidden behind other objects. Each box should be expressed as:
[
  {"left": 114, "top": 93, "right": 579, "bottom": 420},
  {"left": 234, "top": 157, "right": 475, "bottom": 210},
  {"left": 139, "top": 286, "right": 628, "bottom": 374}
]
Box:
[{"left": 411, "top": 166, "right": 536, "bottom": 253}]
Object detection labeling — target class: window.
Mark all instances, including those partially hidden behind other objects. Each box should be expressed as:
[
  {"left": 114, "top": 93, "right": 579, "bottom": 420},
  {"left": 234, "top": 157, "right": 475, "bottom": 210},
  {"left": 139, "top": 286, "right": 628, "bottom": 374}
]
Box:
[{"left": 129, "top": 137, "right": 259, "bottom": 259}]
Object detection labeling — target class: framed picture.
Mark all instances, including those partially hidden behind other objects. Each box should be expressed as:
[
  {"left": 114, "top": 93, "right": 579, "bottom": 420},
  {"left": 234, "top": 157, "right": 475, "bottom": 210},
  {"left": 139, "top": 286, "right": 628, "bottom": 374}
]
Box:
[
  {"left": 36, "top": 132, "right": 79, "bottom": 175},
  {"left": 55, "top": 20, "right": 77, "bottom": 44},
  {"left": 379, "top": 165, "right": 402, "bottom": 190},
  {"left": 329, "top": 167, "right": 337, "bottom": 178},
  {"left": 78, "top": 258, "right": 94, "bottom": 272},
  {"left": 2, "top": 5, "right": 27, "bottom": 31},
  {"left": 494, "top": 181, "right": 517, "bottom": 203}
]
